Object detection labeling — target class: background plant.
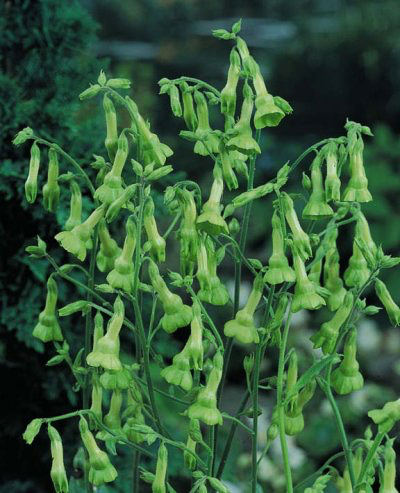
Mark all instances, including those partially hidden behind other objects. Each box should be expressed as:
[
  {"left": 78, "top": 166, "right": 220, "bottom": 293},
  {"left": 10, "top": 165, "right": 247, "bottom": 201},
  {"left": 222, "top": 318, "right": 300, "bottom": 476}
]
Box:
[{"left": 11, "top": 17, "right": 400, "bottom": 493}]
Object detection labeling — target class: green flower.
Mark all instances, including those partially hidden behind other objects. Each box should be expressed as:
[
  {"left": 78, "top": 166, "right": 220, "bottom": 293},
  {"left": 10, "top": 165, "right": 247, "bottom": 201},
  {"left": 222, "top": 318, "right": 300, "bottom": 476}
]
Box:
[
  {"left": 368, "top": 399, "right": 400, "bottom": 433},
  {"left": 180, "top": 81, "right": 198, "bottom": 131},
  {"left": 103, "top": 94, "right": 118, "bottom": 162},
  {"left": 176, "top": 188, "right": 199, "bottom": 276},
  {"left": 96, "top": 219, "right": 121, "bottom": 273},
  {"left": 292, "top": 245, "right": 326, "bottom": 312},
  {"left": 152, "top": 443, "right": 168, "bottom": 493},
  {"left": 197, "top": 165, "right": 229, "bottom": 235},
  {"left": 226, "top": 81, "right": 261, "bottom": 156},
  {"left": 252, "top": 63, "right": 285, "bottom": 128},
  {"left": 79, "top": 417, "right": 118, "bottom": 486},
  {"left": 48, "top": 425, "right": 68, "bottom": 493},
  {"left": 323, "top": 141, "right": 341, "bottom": 202},
  {"left": 282, "top": 192, "right": 312, "bottom": 261},
  {"left": 188, "top": 353, "right": 223, "bottom": 426},
  {"left": 302, "top": 153, "right": 333, "bottom": 220},
  {"left": 97, "top": 390, "right": 123, "bottom": 440},
  {"left": 192, "top": 90, "right": 220, "bottom": 156},
  {"left": 55, "top": 205, "right": 105, "bottom": 261},
  {"left": 33, "top": 276, "right": 63, "bottom": 343},
  {"left": 148, "top": 260, "right": 192, "bottom": 333},
  {"left": 89, "top": 375, "right": 103, "bottom": 428},
  {"left": 220, "top": 143, "right": 238, "bottom": 191},
  {"left": 220, "top": 48, "right": 241, "bottom": 118},
  {"left": 43, "top": 148, "right": 60, "bottom": 213},
  {"left": 285, "top": 380, "right": 316, "bottom": 436},
  {"left": 160, "top": 343, "right": 193, "bottom": 391},
  {"left": 343, "top": 137, "right": 372, "bottom": 203},
  {"left": 311, "top": 291, "right": 354, "bottom": 354},
  {"left": 375, "top": 279, "right": 400, "bottom": 327},
  {"left": 65, "top": 180, "right": 82, "bottom": 231},
  {"left": 24, "top": 141, "right": 40, "bottom": 204},
  {"left": 143, "top": 197, "right": 166, "bottom": 263},
  {"left": 106, "top": 216, "right": 136, "bottom": 293},
  {"left": 224, "top": 274, "right": 263, "bottom": 344},
  {"left": 331, "top": 328, "right": 363, "bottom": 395},
  {"left": 343, "top": 240, "right": 370, "bottom": 288},
  {"left": 379, "top": 439, "right": 397, "bottom": 493},
  {"left": 323, "top": 243, "right": 347, "bottom": 312},
  {"left": 86, "top": 296, "right": 124, "bottom": 371},
  {"left": 264, "top": 209, "right": 296, "bottom": 285}
]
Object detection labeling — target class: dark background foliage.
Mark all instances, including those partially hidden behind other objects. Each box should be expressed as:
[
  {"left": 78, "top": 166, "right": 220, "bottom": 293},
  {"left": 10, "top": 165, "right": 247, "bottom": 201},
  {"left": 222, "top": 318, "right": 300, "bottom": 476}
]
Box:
[{"left": 1, "top": 0, "right": 399, "bottom": 491}]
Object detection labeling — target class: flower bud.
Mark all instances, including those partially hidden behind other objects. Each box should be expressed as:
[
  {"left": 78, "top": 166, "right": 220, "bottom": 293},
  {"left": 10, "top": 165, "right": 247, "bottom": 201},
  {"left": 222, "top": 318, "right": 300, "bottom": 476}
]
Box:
[
  {"left": 282, "top": 192, "right": 312, "bottom": 261},
  {"left": 106, "top": 78, "right": 131, "bottom": 89},
  {"left": 375, "top": 279, "right": 400, "bottom": 327},
  {"left": 143, "top": 197, "right": 166, "bottom": 263},
  {"left": 43, "top": 148, "right": 60, "bottom": 212},
  {"left": 180, "top": 81, "right": 198, "bottom": 131},
  {"left": 220, "top": 48, "right": 241, "bottom": 117},
  {"left": 168, "top": 84, "right": 182, "bottom": 117},
  {"left": 79, "top": 84, "right": 101, "bottom": 100},
  {"left": 48, "top": 425, "right": 68, "bottom": 493},
  {"left": 33, "top": 276, "right": 63, "bottom": 342},
  {"left": 103, "top": 94, "right": 118, "bottom": 161},
  {"left": 152, "top": 442, "right": 168, "bottom": 493},
  {"left": 25, "top": 141, "right": 40, "bottom": 204}
]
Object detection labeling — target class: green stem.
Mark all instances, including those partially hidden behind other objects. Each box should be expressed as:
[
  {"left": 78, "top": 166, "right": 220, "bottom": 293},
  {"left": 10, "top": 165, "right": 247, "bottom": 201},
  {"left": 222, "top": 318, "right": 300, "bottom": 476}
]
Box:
[
  {"left": 132, "top": 450, "right": 140, "bottom": 493},
  {"left": 171, "top": 76, "right": 221, "bottom": 98},
  {"left": 251, "top": 342, "right": 262, "bottom": 493},
  {"left": 163, "top": 212, "right": 181, "bottom": 240},
  {"left": 355, "top": 431, "right": 385, "bottom": 492},
  {"left": 277, "top": 299, "right": 293, "bottom": 493}
]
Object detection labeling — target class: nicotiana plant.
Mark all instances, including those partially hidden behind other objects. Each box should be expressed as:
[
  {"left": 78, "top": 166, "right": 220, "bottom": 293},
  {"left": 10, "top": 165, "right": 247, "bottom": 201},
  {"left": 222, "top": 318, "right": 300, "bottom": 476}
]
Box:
[{"left": 15, "top": 19, "right": 400, "bottom": 493}]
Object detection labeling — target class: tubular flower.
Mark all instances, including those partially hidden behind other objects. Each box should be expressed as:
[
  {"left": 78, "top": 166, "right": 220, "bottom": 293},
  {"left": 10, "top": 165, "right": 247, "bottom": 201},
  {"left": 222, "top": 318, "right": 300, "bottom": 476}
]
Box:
[
  {"left": 184, "top": 420, "right": 201, "bottom": 470},
  {"left": 123, "top": 387, "right": 147, "bottom": 444},
  {"left": 65, "top": 180, "right": 82, "bottom": 231},
  {"left": 251, "top": 60, "right": 285, "bottom": 128},
  {"left": 95, "top": 131, "right": 128, "bottom": 205},
  {"left": 204, "top": 236, "right": 230, "bottom": 305},
  {"left": 55, "top": 205, "right": 105, "bottom": 261},
  {"left": 220, "top": 143, "right": 238, "bottom": 191},
  {"left": 220, "top": 48, "right": 241, "bottom": 118},
  {"left": 144, "top": 197, "right": 166, "bottom": 263},
  {"left": 103, "top": 94, "right": 118, "bottom": 162},
  {"left": 105, "top": 184, "right": 136, "bottom": 223},
  {"left": 343, "top": 137, "right": 372, "bottom": 203},
  {"left": 292, "top": 245, "right": 326, "bottom": 312},
  {"left": 43, "top": 148, "right": 60, "bottom": 212},
  {"left": 368, "top": 399, "right": 400, "bottom": 433},
  {"left": 356, "top": 211, "right": 377, "bottom": 257},
  {"left": 196, "top": 165, "right": 229, "bottom": 235},
  {"left": 375, "top": 279, "right": 400, "bottom": 327},
  {"left": 97, "top": 390, "right": 123, "bottom": 440},
  {"left": 90, "top": 374, "right": 103, "bottom": 428},
  {"left": 86, "top": 296, "right": 125, "bottom": 371},
  {"left": 323, "top": 240, "right": 347, "bottom": 311},
  {"left": 302, "top": 154, "right": 334, "bottom": 220},
  {"left": 176, "top": 188, "right": 199, "bottom": 275},
  {"left": 100, "top": 366, "right": 131, "bottom": 390},
  {"left": 264, "top": 209, "right": 296, "bottom": 285},
  {"left": 79, "top": 417, "right": 117, "bottom": 486},
  {"left": 180, "top": 82, "right": 198, "bottom": 131},
  {"left": 331, "top": 328, "right": 364, "bottom": 395},
  {"left": 196, "top": 233, "right": 213, "bottom": 301},
  {"left": 106, "top": 216, "right": 136, "bottom": 293},
  {"left": 33, "top": 276, "right": 63, "bottom": 342},
  {"left": 187, "top": 300, "right": 204, "bottom": 370},
  {"left": 343, "top": 240, "right": 370, "bottom": 288},
  {"left": 168, "top": 84, "right": 182, "bottom": 117},
  {"left": 48, "top": 425, "right": 68, "bottom": 493},
  {"left": 25, "top": 141, "right": 40, "bottom": 204},
  {"left": 188, "top": 352, "right": 223, "bottom": 426},
  {"left": 160, "top": 341, "right": 193, "bottom": 392},
  {"left": 311, "top": 291, "right": 354, "bottom": 354},
  {"left": 308, "top": 259, "right": 322, "bottom": 285},
  {"left": 148, "top": 259, "right": 192, "bottom": 333},
  {"left": 96, "top": 219, "right": 121, "bottom": 273},
  {"left": 226, "top": 81, "right": 261, "bottom": 156},
  {"left": 152, "top": 442, "right": 168, "bottom": 493},
  {"left": 224, "top": 274, "right": 263, "bottom": 344},
  {"left": 323, "top": 141, "right": 341, "bottom": 202},
  {"left": 282, "top": 192, "right": 312, "bottom": 261},
  {"left": 285, "top": 377, "right": 317, "bottom": 436},
  {"left": 193, "top": 90, "right": 220, "bottom": 156},
  {"left": 379, "top": 439, "right": 398, "bottom": 493}
]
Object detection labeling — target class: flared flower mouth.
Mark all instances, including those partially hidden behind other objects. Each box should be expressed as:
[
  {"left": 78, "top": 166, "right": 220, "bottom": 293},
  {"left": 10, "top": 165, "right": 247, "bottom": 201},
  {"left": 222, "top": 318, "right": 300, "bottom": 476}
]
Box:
[
  {"left": 254, "top": 94, "right": 286, "bottom": 128},
  {"left": 196, "top": 211, "right": 229, "bottom": 236}
]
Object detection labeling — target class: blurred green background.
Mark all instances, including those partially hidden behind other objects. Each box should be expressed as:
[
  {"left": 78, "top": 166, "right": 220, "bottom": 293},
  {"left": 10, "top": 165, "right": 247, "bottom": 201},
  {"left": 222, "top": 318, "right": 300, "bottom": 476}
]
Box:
[{"left": 1, "top": 0, "right": 400, "bottom": 491}]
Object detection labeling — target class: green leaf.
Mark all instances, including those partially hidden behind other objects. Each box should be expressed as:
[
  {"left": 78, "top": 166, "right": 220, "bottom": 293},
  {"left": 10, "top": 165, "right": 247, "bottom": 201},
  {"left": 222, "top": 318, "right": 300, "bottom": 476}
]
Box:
[
  {"left": 46, "top": 354, "right": 65, "bottom": 366},
  {"left": 284, "top": 355, "right": 339, "bottom": 405},
  {"left": 22, "top": 418, "right": 42, "bottom": 444},
  {"left": 231, "top": 19, "right": 242, "bottom": 34}
]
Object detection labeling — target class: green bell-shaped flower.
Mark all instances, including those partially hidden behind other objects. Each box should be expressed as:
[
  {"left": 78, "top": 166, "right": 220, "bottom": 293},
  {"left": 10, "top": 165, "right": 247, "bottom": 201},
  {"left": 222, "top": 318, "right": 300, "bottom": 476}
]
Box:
[
  {"left": 323, "top": 141, "right": 341, "bottom": 202},
  {"left": 122, "top": 387, "right": 147, "bottom": 444},
  {"left": 143, "top": 197, "right": 166, "bottom": 263},
  {"left": 292, "top": 244, "right": 326, "bottom": 312},
  {"left": 368, "top": 399, "right": 400, "bottom": 433},
  {"left": 48, "top": 425, "right": 68, "bottom": 493},
  {"left": 25, "top": 141, "right": 40, "bottom": 204},
  {"left": 220, "top": 48, "right": 241, "bottom": 118},
  {"left": 97, "top": 390, "right": 123, "bottom": 440},
  {"left": 94, "top": 131, "right": 128, "bottom": 205},
  {"left": 375, "top": 279, "right": 400, "bottom": 327},
  {"left": 331, "top": 328, "right": 364, "bottom": 395},
  {"left": 55, "top": 205, "right": 105, "bottom": 261},
  {"left": 311, "top": 291, "right": 354, "bottom": 354},
  {"left": 323, "top": 243, "right": 347, "bottom": 312},
  {"left": 152, "top": 442, "right": 168, "bottom": 493},
  {"left": 43, "top": 148, "right": 60, "bottom": 213},
  {"left": 103, "top": 93, "right": 118, "bottom": 162},
  {"left": 148, "top": 260, "right": 192, "bottom": 333},
  {"left": 176, "top": 188, "right": 199, "bottom": 276},
  {"left": 187, "top": 300, "right": 204, "bottom": 370},
  {"left": 264, "top": 209, "right": 296, "bottom": 285},
  {"left": 343, "top": 137, "right": 372, "bottom": 203},
  {"left": 86, "top": 296, "right": 124, "bottom": 371},
  {"left": 226, "top": 81, "right": 261, "bottom": 156},
  {"left": 282, "top": 192, "right": 312, "bottom": 261},
  {"left": 160, "top": 341, "right": 193, "bottom": 392},
  {"left": 79, "top": 417, "right": 118, "bottom": 486},
  {"left": 285, "top": 379, "right": 316, "bottom": 436},
  {"left": 252, "top": 63, "right": 285, "bottom": 128},
  {"left": 224, "top": 274, "right": 263, "bottom": 344},
  {"left": 65, "top": 180, "right": 82, "bottom": 231},
  {"left": 96, "top": 219, "right": 121, "bottom": 273},
  {"left": 188, "top": 352, "right": 223, "bottom": 426},
  {"left": 196, "top": 165, "right": 229, "bottom": 235},
  {"left": 180, "top": 81, "right": 198, "bottom": 131},
  {"left": 33, "top": 276, "right": 63, "bottom": 342},
  {"left": 100, "top": 366, "right": 131, "bottom": 390},
  {"left": 193, "top": 90, "right": 220, "bottom": 156},
  {"left": 106, "top": 216, "right": 136, "bottom": 293},
  {"left": 343, "top": 240, "right": 370, "bottom": 288},
  {"left": 302, "top": 153, "right": 334, "bottom": 220}
]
